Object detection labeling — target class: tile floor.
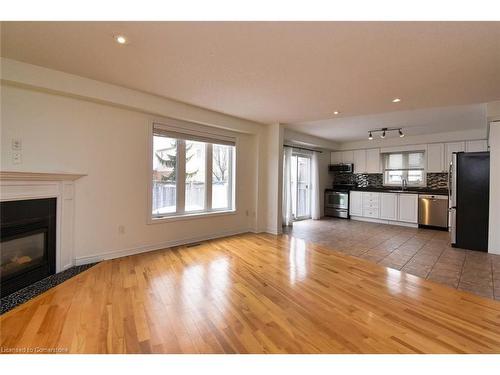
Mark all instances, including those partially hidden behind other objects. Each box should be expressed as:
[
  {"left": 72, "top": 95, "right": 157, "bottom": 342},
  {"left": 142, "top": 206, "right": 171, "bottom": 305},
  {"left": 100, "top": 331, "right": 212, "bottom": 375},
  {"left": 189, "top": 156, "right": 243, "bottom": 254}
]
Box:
[{"left": 283, "top": 218, "right": 500, "bottom": 300}]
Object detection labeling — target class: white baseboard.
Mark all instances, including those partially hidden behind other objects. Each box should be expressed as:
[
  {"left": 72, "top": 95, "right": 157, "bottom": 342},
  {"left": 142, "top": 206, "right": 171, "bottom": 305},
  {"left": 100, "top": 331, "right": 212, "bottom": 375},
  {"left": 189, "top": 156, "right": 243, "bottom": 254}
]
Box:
[
  {"left": 251, "top": 227, "right": 281, "bottom": 235},
  {"left": 75, "top": 227, "right": 252, "bottom": 266},
  {"left": 264, "top": 228, "right": 282, "bottom": 235},
  {"left": 350, "top": 216, "right": 418, "bottom": 228}
]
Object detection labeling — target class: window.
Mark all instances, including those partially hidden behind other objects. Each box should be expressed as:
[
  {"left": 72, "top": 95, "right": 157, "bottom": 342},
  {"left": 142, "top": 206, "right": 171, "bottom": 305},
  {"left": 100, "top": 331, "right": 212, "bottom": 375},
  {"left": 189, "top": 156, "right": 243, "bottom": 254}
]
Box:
[
  {"left": 212, "top": 144, "right": 234, "bottom": 210},
  {"left": 152, "top": 123, "right": 236, "bottom": 220},
  {"left": 185, "top": 140, "right": 206, "bottom": 212},
  {"left": 152, "top": 136, "right": 177, "bottom": 215},
  {"left": 383, "top": 151, "right": 425, "bottom": 186}
]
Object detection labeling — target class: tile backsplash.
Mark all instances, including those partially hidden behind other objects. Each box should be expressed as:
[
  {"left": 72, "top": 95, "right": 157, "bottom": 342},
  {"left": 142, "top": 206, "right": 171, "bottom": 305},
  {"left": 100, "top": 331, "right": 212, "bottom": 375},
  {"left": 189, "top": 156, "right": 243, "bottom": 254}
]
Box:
[
  {"left": 333, "top": 172, "right": 448, "bottom": 190},
  {"left": 426, "top": 173, "right": 449, "bottom": 189},
  {"left": 333, "top": 173, "right": 383, "bottom": 187}
]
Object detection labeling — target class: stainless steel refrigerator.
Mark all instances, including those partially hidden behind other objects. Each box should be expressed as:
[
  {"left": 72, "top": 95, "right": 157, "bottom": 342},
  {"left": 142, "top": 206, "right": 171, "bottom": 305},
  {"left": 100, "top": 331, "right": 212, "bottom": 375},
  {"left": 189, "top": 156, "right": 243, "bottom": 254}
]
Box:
[{"left": 449, "top": 151, "right": 490, "bottom": 251}]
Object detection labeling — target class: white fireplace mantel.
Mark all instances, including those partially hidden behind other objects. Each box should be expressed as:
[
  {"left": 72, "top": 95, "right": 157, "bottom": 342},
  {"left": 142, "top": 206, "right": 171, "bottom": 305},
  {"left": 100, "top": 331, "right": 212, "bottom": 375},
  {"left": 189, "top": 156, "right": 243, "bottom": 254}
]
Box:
[{"left": 1, "top": 171, "right": 86, "bottom": 272}]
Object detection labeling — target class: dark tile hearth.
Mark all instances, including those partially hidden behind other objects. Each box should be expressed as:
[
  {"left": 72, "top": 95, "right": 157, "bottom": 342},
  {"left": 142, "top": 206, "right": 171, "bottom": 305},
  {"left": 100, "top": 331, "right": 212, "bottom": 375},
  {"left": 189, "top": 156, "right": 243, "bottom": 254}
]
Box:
[{"left": 1, "top": 263, "right": 98, "bottom": 315}]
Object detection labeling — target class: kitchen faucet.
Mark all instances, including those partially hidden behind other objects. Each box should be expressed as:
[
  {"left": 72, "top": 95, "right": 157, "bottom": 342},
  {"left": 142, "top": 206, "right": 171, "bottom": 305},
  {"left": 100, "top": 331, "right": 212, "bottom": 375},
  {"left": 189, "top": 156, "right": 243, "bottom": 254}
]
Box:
[{"left": 401, "top": 178, "right": 407, "bottom": 191}]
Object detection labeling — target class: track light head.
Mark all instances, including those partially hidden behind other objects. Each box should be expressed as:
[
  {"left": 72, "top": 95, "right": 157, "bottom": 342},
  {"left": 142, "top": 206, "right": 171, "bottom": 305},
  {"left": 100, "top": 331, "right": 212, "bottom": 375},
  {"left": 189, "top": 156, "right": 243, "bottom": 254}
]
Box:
[{"left": 368, "top": 127, "right": 403, "bottom": 140}]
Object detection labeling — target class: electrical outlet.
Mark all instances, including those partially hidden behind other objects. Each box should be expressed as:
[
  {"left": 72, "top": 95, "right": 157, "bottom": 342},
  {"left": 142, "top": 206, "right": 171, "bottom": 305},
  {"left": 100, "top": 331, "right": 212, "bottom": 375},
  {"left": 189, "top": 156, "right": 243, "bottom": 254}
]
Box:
[
  {"left": 12, "top": 138, "right": 22, "bottom": 151},
  {"left": 12, "top": 151, "right": 22, "bottom": 164}
]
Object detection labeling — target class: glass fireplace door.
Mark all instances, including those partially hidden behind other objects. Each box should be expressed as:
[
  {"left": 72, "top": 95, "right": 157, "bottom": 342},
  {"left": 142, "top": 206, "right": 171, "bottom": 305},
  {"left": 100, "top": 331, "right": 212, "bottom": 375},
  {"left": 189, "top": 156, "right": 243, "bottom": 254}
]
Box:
[{"left": 1, "top": 230, "right": 47, "bottom": 280}]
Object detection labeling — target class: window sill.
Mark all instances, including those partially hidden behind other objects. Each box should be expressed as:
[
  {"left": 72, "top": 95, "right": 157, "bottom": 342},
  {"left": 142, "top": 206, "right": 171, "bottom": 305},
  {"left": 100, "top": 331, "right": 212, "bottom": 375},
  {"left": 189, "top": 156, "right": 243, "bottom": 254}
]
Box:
[{"left": 148, "top": 209, "right": 237, "bottom": 224}]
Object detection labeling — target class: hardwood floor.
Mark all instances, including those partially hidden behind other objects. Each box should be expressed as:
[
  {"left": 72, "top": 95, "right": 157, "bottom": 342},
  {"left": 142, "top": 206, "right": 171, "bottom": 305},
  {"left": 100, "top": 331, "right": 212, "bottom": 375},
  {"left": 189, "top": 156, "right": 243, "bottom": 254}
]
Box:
[
  {"left": 285, "top": 219, "right": 500, "bottom": 300},
  {"left": 2, "top": 233, "right": 500, "bottom": 353}
]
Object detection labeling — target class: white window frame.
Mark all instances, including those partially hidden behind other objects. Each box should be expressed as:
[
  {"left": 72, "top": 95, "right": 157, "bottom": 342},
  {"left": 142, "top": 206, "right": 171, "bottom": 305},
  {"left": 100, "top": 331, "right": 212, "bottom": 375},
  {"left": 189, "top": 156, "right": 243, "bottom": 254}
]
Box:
[
  {"left": 382, "top": 151, "right": 427, "bottom": 187},
  {"left": 147, "top": 120, "right": 237, "bottom": 224}
]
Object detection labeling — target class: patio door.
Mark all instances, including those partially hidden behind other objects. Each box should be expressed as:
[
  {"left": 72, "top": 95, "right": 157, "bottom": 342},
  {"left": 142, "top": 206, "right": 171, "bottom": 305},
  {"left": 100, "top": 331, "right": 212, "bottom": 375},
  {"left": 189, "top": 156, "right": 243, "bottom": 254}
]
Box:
[{"left": 291, "top": 153, "right": 312, "bottom": 220}]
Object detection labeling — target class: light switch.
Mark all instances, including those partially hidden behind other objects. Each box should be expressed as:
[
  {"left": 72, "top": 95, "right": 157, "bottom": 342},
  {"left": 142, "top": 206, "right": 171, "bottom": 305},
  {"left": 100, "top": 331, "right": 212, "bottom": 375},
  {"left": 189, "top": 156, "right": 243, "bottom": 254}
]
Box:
[
  {"left": 12, "top": 151, "right": 22, "bottom": 164},
  {"left": 12, "top": 139, "right": 22, "bottom": 151}
]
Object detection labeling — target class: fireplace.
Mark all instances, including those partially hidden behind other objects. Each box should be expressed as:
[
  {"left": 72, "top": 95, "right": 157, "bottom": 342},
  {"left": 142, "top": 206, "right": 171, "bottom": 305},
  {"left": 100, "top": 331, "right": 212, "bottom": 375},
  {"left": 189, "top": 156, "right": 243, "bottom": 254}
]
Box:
[{"left": 1, "top": 198, "right": 56, "bottom": 297}]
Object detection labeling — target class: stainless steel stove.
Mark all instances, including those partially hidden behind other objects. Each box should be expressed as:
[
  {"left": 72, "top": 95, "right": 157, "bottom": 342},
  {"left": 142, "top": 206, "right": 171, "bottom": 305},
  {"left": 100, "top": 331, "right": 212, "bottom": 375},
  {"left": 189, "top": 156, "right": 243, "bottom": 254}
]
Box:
[{"left": 324, "top": 184, "right": 356, "bottom": 219}]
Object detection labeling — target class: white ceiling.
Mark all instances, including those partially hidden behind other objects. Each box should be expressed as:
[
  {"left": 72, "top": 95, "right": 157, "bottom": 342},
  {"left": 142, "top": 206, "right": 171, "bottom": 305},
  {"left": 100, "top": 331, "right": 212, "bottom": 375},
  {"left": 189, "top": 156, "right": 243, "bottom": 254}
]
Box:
[
  {"left": 1, "top": 21, "right": 500, "bottom": 126},
  {"left": 285, "top": 103, "right": 487, "bottom": 142}
]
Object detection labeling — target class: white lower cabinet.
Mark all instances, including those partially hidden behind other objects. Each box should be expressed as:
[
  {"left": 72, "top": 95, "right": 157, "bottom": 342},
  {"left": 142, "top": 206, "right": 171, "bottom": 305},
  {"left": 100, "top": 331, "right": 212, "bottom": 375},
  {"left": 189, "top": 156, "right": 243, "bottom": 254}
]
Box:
[
  {"left": 380, "top": 193, "right": 398, "bottom": 220},
  {"left": 362, "top": 192, "right": 380, "bottom": 218},
  {"left": 397, "top": 194, "right": 419, "bottom": 223},
  {"left": 349, "top": 191, "right": 363, "bottom": 216},
  {"left": 350, "top": 191, "right": 418, "bottom": 225}
]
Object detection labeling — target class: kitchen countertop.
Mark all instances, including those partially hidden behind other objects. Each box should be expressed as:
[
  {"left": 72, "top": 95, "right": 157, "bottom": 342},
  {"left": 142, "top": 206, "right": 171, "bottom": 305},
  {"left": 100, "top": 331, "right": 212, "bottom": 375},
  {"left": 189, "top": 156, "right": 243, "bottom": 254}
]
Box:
[
  {"left": 326, "top": 186, "right": 448, "bottom": 195},
  {"left": 350, "top": 186, "right": 448, "bottom": 195}
]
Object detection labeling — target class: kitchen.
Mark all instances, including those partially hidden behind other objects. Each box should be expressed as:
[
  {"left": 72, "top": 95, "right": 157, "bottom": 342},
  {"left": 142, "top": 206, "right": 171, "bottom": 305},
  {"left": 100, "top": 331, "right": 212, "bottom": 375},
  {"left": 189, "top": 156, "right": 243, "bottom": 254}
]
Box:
[
  {"left": 326, "top": 137, "right": 489, "bottom": 249},
  {"left": 284, "top": 117, "right": 497, "bottom": 299}
]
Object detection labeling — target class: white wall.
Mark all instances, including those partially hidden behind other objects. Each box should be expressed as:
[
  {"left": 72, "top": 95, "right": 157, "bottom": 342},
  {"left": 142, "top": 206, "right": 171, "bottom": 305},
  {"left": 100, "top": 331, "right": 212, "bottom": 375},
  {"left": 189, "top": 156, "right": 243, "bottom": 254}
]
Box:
[
  {"left": 0, "top": 60, "right": 276, "bottom": 264},
  {"left": 487, "top": 101, "right": 500, "bottom": 122},
  {"left": 262, "top": 123, "right": 284, "bottom": 234},
  {"left": 284, "top": 128, "right": 339, "bottom": 150},
  {"left": 1, "top": 58, "right": 260, "bottom": 135},
  {"left": 488, "top": 121, "right": 500, "bottom": 255}
]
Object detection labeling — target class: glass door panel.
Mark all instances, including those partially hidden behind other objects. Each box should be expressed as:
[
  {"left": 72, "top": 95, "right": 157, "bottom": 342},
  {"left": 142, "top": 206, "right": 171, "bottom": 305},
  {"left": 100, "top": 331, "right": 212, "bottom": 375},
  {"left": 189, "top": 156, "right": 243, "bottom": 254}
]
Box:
[
  {"left": 296, "top": 156, "right": 311, "bottom": 219},
  {"left": 291, "top": 155, "right": 298, "bottom": 218}
]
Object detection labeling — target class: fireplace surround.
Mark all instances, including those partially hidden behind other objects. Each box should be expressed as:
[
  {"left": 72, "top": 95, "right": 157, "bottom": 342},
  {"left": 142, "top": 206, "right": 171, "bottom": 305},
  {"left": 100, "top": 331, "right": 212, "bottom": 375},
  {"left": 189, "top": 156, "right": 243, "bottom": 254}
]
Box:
[{"left": 0, "top": 171, "right": 85, "bottom": 297}]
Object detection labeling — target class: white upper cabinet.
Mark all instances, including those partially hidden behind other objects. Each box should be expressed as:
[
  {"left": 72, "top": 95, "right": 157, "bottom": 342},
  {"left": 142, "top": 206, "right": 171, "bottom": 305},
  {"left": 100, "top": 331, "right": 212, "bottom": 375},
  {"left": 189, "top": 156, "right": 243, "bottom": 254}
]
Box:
[
  {"left": 332, "top": 140, "right": 485, "bottom": 173},
  {"left": 380, "top": 193, "right": 398, "bottom": 220},
  {"left": 330, "top": 151, "right": 342, "bottom": 164},
  {"left": 398, "top": 194, "right": 419, "bottom": 223},
  {"left": 342, "top": 150, "right": 354, "bottom": 164},
  {"left": 353, "top": 149, "right": 367, "bottom": 173},
  {"left": 465, "top": 140, "right": 488, "bottom": 152},
  {"left": 330, "top": 150, "right": 354, "bottom": 164},
  {"left": 445, "top": 142, "right": 465, "bottom": 170},
  {"left": 365, "top": 148, "right": 381, "bottom": 173},
  {"left": 427, "top": 143, "right": 445, "bottom": 173}
]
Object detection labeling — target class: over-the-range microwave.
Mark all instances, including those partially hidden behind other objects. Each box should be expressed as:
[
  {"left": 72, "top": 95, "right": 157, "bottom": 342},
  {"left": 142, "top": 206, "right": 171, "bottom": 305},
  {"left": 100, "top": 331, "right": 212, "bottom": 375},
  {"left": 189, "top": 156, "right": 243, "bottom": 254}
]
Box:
[{"left": 328, "top": 163, "right": 354, "bottom": 173}]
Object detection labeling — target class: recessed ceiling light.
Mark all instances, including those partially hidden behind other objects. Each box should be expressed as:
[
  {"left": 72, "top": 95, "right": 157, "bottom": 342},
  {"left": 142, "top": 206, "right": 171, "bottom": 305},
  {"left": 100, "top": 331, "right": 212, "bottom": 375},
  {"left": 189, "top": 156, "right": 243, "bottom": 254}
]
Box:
[
  {"left": 392, "top": 98, "right": 401, "bottom": 103},
  {"left": 333, "top": 111, "right": 340, "bottom": 115},
  {"left": 115, "top": 35, "right": 127, "bottom": 45}
]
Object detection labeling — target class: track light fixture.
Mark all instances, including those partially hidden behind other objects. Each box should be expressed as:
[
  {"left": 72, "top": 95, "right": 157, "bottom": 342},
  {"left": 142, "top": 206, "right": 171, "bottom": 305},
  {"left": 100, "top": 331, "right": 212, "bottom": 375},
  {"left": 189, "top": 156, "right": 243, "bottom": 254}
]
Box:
[{"left": 367, "top": 127, "right": 404, "bottom": 140}]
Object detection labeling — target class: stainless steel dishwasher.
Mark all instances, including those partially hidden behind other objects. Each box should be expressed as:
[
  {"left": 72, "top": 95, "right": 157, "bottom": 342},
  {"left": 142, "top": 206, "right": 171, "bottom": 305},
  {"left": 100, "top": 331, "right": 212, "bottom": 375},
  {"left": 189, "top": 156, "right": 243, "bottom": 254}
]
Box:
[{"left": 418, "top": 194, "right": 448, "bottom": 229}]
